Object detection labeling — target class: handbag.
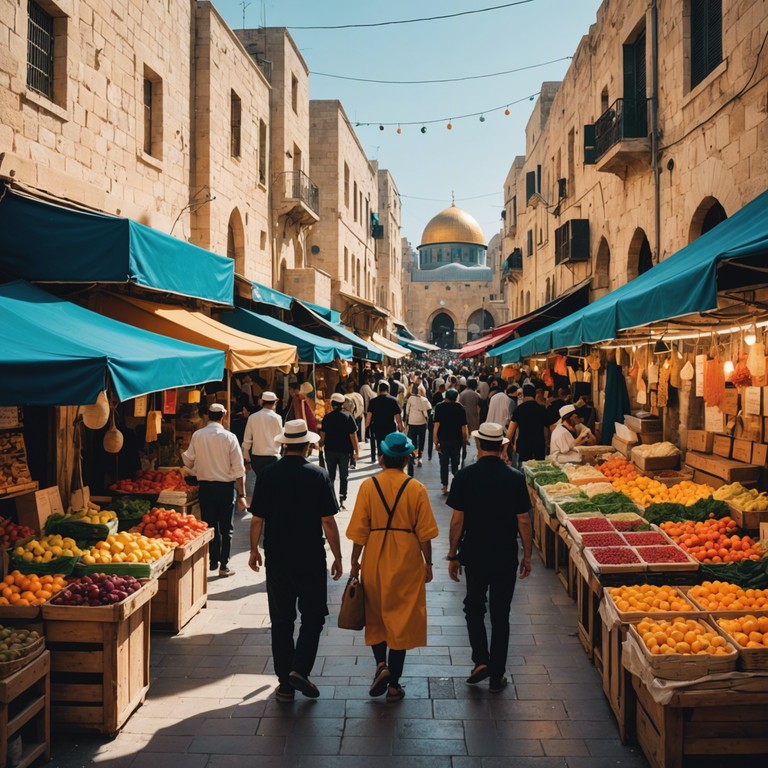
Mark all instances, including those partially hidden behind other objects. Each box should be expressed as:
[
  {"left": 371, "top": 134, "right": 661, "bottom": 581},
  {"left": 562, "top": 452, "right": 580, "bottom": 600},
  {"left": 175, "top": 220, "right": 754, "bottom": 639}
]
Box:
[{"left": 338, "top": 576, "right": 365, "bottom": 630}]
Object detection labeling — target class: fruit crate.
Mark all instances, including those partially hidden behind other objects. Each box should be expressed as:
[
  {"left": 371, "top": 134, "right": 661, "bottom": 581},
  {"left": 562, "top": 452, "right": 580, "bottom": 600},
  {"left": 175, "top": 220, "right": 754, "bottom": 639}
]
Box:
[
  {"left": 73, "top": 548, "right": 174, "bottom": 580},
  {"left": 151, "top": 529, "right": 213, "bottom": 633},
  {"left": 601, "top": 621, "right": 635, "bottom": 743},
  {"left": 712, "top": 617, "right": 768, "bottom": 671},
  {"left": 41, "top": 579, "right": 158, "bottom": 734},
  {"left": 602, "top": 586, "right": 700, "bottom": 623},
  {"left": 0, "top": 649, "right": 49, "bottom": 768},
  {"left": 726, "top": 502, "right": 768, "bottom": 530},
  {"left": 572, "top": 550, "right": 603, "bottom": 661},
  {"left": 583, "top": 546, "right": 647, "bottom": 575}
]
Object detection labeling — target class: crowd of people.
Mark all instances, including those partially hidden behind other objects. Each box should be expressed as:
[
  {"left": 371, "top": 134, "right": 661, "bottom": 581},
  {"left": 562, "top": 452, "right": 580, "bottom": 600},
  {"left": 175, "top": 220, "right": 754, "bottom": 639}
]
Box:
[{"left": 180, "top": 356, "right": 599, "bottom": 705}]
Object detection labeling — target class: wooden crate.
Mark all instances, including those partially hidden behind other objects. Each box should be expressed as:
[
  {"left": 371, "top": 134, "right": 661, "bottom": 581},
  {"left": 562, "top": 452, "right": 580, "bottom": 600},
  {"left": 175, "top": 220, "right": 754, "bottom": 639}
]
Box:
[
  {"left": 554, "top": 526, "right": 575, "bottom": 598},
  {"left": 42, "top": 579, "right": 158, "bottom": 735},
  {"left": 151, "top": 529, "right": 214, "bottom": 632},
  {"left": 633, "top": 673, "right": 768, "bottom": 768},
  {"left": 573, "top": 555, "right": 603, "bottom": 661},
  {"left": 601, "top": 621, "right": 635, "bottom": 744},
  {"left": 0, "top": 650, "right": 49, "bottom": 768}
]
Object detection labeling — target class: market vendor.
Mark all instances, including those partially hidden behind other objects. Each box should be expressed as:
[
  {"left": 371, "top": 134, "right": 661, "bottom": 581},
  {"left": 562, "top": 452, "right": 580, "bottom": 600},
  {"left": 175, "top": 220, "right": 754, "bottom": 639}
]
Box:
[{"left": 547, "top": 404, "right": 592, "bottom": 464}]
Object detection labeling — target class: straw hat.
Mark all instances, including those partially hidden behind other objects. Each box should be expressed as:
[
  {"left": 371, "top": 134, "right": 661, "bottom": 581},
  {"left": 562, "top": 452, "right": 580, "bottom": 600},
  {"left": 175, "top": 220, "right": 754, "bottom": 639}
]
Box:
[
  {"left": 471, "top": 422, "right": 510, "bottom": 446},
  {"left": 275, "top": 419, "right": 320, "bottom": 445}
]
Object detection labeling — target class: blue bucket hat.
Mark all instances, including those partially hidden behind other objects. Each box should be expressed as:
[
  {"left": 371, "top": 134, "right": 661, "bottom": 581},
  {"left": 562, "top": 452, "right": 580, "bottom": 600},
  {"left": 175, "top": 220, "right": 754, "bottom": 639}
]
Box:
[{"left": 380, "top": 432, "right": 415, "bottom": 457}]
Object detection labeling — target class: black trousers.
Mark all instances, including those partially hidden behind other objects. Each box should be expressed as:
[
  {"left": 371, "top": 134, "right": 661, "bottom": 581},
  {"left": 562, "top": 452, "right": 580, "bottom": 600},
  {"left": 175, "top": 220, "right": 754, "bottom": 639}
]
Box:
[
  {"left": 266, "top": 564, "right": 328, "bottom": 685},
  {"left": 438, "top": 441, "right": 462, "bottom": 486},
  {"left": 325, "top": 450, "right": 350, "bottom": 498},
  {"left": 426, "top": 416, "right": 434, "bottom": 458},
  {"left": 463, "top": 562, "right": 518, "bottom": 678},
  {"left": 198, "top": 480, "right": 235, "bottom": 569},
  {"left": 372, "top": 642, "right": 406, "bottom": 686},
  {"left": 408, "top": 424, "right": 427, "bottom": 456}
]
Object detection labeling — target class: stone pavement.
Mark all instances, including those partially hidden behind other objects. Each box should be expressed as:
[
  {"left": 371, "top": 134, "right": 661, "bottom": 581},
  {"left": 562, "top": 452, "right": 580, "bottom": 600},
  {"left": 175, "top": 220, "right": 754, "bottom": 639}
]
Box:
[{"left": 53, "top": 441, "right": 650, "bottom": 768}]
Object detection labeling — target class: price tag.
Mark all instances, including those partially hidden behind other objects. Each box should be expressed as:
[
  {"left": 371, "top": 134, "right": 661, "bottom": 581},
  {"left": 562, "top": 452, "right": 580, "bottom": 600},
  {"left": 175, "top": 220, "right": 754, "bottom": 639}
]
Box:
[
  {"left": 760, "top": 522, "right": 768, "bottom": 543},
  {"left": 705, "top": 405, "right": 725, "bottom": 434},
  {"left": 744, "top": 387, "right": 762, "bottom": 416},
  {"left": 134, "top": 396, "right": 147, "bottom": 418},
  {"left": 695, "top": 355, "right": 706, "bottom": 398},
  {"left": 0, "top": 407, "right": 20, "bottom": 428}
]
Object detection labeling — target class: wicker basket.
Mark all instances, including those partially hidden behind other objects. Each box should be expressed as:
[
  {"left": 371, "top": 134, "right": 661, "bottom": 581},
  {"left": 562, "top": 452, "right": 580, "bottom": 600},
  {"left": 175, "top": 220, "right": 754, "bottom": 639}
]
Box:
[
  {"left": 0, "top": 635, "right": 45, "bottom": 679},
  {"left": 713, "top": 618, "right": 768, "bottom": 672}
]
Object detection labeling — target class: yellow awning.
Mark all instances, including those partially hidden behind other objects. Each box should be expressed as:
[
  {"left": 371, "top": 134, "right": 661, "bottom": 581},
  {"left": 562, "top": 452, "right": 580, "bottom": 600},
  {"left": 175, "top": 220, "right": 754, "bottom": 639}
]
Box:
[
  {"left": 94, "top": 294, "right": 297, "bottom": 372},
  {"left": 371, "top": 332, "right": 411, "bottom": 360}
]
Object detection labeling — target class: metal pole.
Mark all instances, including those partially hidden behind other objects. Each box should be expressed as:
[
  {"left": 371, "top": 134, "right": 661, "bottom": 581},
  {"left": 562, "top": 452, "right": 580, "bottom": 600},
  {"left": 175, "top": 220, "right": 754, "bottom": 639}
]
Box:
[{"left": 650, "top": 0, "right": 661, "bottom": 264}]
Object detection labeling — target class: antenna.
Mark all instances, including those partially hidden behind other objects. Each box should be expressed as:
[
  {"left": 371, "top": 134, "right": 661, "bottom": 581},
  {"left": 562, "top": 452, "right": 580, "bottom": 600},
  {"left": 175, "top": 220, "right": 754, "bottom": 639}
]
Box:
[{"left": 240, "top": 1, "right": 250, "bottom": 28}]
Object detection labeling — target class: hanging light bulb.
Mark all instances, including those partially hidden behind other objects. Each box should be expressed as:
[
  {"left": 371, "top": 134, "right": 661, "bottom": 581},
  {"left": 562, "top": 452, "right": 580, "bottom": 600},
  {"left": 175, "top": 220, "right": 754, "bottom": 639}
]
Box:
[
  {"left": 745, "top": 323, "right": 757, "bottom": 346},
  {"left": 446, "top": 120, "right": 453, "bottom": 130},
  {"left": 396, "top": 125, "right": 402, "bottom": 135},
  {"left": 420, "top": 125, "right": 427, "bottom": 134},
  {"left": 723, "top": 360, "right": 735, "bottom": 376},
  {"left": 504, "top": 107, "right": 510, "bottom": 116},
  {"left": 379, "top": 125, "right": 384, "bottom": 131},
  {"left": 479, "top": 114, "right": 485, "bottom": 122}
]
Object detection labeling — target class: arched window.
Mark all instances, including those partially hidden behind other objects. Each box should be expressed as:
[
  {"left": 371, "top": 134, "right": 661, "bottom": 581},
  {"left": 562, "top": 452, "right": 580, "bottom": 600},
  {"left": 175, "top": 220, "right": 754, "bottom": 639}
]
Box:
[
  {"left": 526, "top": 290, "right": 531, "bottom": 313},
  {"left": 545, "top": 278, "right": 551, "bottom": 304},
  {"left": 628, "top": 228, "right": 653, "bottom": 280},
  {"left": 593, "top": 236, "right": 611, "bottom": 290},
  {"left": 688, "top": 197, "right": 727, "bottom": 243},
  {"left": 431, "top": 312, "right": 455, "bottom": 348},
  {"left": 466, "top": 309, "right": 495, "bottom": 341},
  {"left": 226, "top": 209, "right": 245, "bottom": 275}
]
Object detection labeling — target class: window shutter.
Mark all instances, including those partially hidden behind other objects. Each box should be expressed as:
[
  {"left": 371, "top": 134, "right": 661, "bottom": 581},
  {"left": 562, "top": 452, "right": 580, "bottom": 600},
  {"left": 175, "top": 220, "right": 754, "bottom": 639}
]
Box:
[
  {"left": 526, "top": 229, "right": 533, "bottom": 256},
  {"left": 525, "top": 171, "right": 536, "bottom": 203},
  {"left": 691, "top": 0, "right": 722, "bottom": 88},
  {"left": 707, "top": 0, "right": 722, "bottom": 74},
  {"left": 583, "top": 124, "right": 596, "bottom": 165}
]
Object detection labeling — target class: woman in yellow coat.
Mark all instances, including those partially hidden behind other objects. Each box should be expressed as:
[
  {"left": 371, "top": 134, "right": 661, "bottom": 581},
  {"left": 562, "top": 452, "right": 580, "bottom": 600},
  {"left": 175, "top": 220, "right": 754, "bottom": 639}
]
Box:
[{"left": 347, "top": 431, "right": 439, "bottom": 702}]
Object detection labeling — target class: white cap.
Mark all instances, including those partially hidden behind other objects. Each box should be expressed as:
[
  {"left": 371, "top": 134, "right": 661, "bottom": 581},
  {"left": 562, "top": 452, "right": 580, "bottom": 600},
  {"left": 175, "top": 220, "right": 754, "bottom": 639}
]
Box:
[
  {"left": 208, "top": 403, "right": 226, "bottom": 413},
  {"left": 260, "top": 391, "right": 278, "bottom": 402},
  {"left": 330, "top": 393, "right": 346, "bottom": 404}
]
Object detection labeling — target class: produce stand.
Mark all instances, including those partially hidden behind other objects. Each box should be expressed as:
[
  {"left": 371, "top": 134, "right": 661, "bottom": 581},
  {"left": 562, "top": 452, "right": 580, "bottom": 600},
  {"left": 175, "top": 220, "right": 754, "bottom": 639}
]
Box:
[
  {"left": 152, "top": 528, "right": 214, "bottom": 632},
  {"left": 42, "top": 578, "right": 158, "bottom": 735},
  {"left": 0, "top": 650, "right": 50, "bottom": 768}
]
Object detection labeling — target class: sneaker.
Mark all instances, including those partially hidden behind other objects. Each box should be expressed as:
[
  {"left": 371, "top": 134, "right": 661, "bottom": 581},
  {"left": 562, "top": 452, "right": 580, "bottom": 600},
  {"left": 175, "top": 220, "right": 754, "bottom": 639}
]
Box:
[
  {"left": 489, "top": 676, "right": 508, "bottom": 693},
  {"left": 275, "top": 684, "right": 295, "bottom": 703},
  {"left": 288, "top": 671, "right": 320, "bottom": 699},
  {"left": 218, "top": 567, "right": 235, "bottom": 577},
  {"left": 369, "top": 664, "right": 391, "bottom": 697}
]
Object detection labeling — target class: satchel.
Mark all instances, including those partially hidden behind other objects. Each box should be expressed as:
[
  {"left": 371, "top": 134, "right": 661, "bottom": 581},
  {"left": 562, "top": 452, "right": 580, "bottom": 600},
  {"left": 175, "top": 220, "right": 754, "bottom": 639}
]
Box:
[{"left": 338, "top": 576, "right": 365, "bottom": 630}]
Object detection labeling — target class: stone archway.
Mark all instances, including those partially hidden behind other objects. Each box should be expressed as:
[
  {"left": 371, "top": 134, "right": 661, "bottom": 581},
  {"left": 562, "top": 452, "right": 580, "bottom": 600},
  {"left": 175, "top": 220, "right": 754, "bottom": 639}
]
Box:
[
  {"left": 627, "top": 227, "right": 652, "bottom": 280},
  {"left": 688, "top": 197, "right": 727, "bottom": 243},
  {"left": 431, "top": 311, "right": 456, "bottom": 348},
  {"left": 593, "top": 236, "right": 611, "bottom": 291},
  {"left": 226, "top": 208, "right": 245, "bottom": 275},
  {"left": 466, "top": 308, "right": 495, "bottom": 341}
]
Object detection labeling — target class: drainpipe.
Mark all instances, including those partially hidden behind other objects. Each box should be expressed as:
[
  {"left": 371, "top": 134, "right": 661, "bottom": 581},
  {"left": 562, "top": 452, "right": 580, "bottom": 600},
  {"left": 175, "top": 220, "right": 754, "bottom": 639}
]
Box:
[{"left": 650, "top": 0, "right": 661, "bottom": 263}]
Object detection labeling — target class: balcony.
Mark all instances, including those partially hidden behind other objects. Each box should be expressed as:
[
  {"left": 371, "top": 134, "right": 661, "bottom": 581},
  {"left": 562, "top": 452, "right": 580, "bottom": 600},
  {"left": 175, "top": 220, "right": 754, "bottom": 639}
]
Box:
[
  {"left": 276, "top": 170, "right": 320, "bottom": 226},
  {"left": 585, "top": 98, "right": 650, "bottom": 178},
  {"left": 502, "top": 249, "right": 523, "bottom": 281}
]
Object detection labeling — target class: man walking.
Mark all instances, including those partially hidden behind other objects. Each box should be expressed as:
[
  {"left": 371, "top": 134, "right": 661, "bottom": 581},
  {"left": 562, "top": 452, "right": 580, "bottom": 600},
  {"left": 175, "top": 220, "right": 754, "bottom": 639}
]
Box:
[
  {"left": 446, "top": 423, "right": 533, "bottom": 693},
  {"left": 241, "top": 391, "right": 282, "bottom": 506},
  {"left": 366, "top": 381, "right": 404, "bottom": 463},
  {"left": 506, "top": 383, "right": 549, "bottom": 462},
  {"left": 248, "top": 419, "right": 343, "bottom": 702},
  {"left": 182, "top": 403, "right": 246, "bottom": 577},
  {"left": 320, "top": 392, "right": 359, "bottom": 507},
  {"left": 433, "top": 388, "right": 468, "bottom": 494}
]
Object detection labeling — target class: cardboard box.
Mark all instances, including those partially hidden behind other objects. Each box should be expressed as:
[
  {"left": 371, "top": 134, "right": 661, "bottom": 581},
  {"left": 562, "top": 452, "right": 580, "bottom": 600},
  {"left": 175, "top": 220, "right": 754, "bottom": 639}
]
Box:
[
  {"left": 14, "top": 485, "right": 64, "bottom": 532},
  {"left": 611, "top": 434, "right": 634, "bottom": 458},
  {"left": 735, "top": 414, "right": 763, "bottom": 442},
  {"left": 731, "top": 438, "right": 753, "bottom": 464},
  {"left": 630, "top": 447, "right": 680, "bottom": 472},
  {"left": 720, "top": 388, "right": 739, "bottom": 416},
  {"left": 712, "top": 435, "right": 733, "bottom": 458},
  {"left": 684, "top": 451, "right": 761, "bottom": 483},
  {"left": 639, "top": 431, "right": 664, "bottom": 445},
  {"left": 687, "top": 466, "right": 726, "bottom": 489},
  {"left": 751, "top": 443, "right": 768, "bottom": 467},
  {"left": 614, "top": 422, "right": 638, "bottom": 442},
  {"left": 623, "top": 414, "right": 662, "bottom": 434},
  {"left": 687, "top": 430, "right": 714, "bottom": 453}
]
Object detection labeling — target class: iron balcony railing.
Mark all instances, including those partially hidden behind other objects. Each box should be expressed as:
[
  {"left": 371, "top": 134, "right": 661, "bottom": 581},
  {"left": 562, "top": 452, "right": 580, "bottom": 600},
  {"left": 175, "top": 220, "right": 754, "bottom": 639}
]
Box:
[
  {"left": 594, "top": 97, "right": 649, "bottom": 161},
  {"left": 279, "top": 170, "right": 319, "bottom": 216},
  {"left": 502, "top": 249, "right": 523, "bottom": 278}
]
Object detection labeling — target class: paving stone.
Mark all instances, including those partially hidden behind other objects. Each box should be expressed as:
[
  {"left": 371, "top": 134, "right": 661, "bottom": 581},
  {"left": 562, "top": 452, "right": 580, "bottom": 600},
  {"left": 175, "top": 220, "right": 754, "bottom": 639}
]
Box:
[
  {"left": 464, "top": 735, "right": 544, "bottom": 756},
  {"left": 541, "top": 738, "right": 590, "bottom": 756},
  {"left": 397, "top": 717, "right": 464, "bottom": 740},
  {"left": 393, "top": 737, "right": 467, "bottom": 755},
  {"left": 339, "top": 735, "right": 393, "bottom": 755},
  {"left": 188, "top": 735, "right": 286, "bottom": 754}
]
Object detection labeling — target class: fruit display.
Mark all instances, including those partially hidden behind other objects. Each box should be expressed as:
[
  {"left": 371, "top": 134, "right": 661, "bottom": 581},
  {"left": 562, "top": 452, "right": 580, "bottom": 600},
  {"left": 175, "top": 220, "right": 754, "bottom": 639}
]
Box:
[
  {"left": 623, "top": 532, "right": 668, "bottom": 546},
  {"left": 45, "top": 503, "right": 118, "bottom": 543},
  {"left": 632, "top": 441, "right": 680, "bottom": 458},
  {"left": 608, "top": 584, "right": 696, "bottom": 614},
  {"left": 688, "top": 581, "right": 768, "bottom": 612},
  {"left": 635, "top": 545, "right": 693, "bottom": 565},
  {"left": 590, "top": 492, "right": 641, "bottom": 514},
  {"left": 589, "top": 547, "right": 642, "bottom": 566},
  {"left": 635, "top": 617, "right": 734, "bottom": 655},
  {"left": 534, "top": 470, "right": 569, "bottom": 486},
  {"left": 717, "top": 615, "right": 768, "bottom": 648},
  {"left": 106, "top": 498, "right": 152, "bottom": 519},
  {"left": 110, "top": 468, "right": 193, "bottom": 495},
  {"left": 0, "top": 571, "right": 67, "bottom": 606},
  {"left": 564, "top": 464, "right": 606, "bottom": 483},
  {"left": 0, "top": 516, "right": 35, "bottom": 548},
  {"left": 569, "top": 517, "right": 613, "bottom": 533},
  {"left": 132, "top": 507, "right": 208, "bottom": 546},
  {"left": 80, "top": 531, "right": 175, "bottom": 565},
  {"left": 605, "top": 512, "right": 650, "bottom": 531},
  {"left": 644, "top": 497, "right": 730, "bottom": 525},
  {"left": 579, "top": 482, "right": 617, "bottom": 498},
  {"left": 581, "top": 532, "right": 625, "bottom": 548},
  {"left": 49, "top": 573, "right": 143, "bottom": 607},
  {"left": 12, "top": 535, "right": 82, "bottom": 562},
  {"left": 660, "top": 517, "right": 764, "bottom": 563},
  {"left": 0, "top": 626, "right": 41, "bottom": 663},
  {"left": 611, "top": 477, "right": 713, "bottom": 508},
  {"left": 559, "top": 500, "right": 600, "bottom": 515},
  {"left": 64, "top": 505, "right": 117, "bottom": 525},
  {"left": 598, "top": 457, "right": 639, "bottom": 481},
  {"left": 713, "top": 483, "right": 768, "bottom": 512}
]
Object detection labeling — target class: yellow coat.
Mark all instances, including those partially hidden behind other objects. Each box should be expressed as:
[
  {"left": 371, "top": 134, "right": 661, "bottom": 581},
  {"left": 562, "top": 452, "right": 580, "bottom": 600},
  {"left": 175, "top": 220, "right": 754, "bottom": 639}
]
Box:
[{"left": 346, "top": 469, "right": 439, "bottom": 650}]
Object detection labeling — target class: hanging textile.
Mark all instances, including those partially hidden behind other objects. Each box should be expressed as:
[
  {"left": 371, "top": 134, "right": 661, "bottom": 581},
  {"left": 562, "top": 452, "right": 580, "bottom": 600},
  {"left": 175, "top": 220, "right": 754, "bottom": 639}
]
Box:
[{"left": 601, "top": 361, "right": 631, "bottom": 446}]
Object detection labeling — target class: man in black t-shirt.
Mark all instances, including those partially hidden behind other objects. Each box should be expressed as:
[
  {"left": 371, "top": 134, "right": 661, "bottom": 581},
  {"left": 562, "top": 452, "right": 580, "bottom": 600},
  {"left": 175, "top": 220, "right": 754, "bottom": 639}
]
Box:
[
  {"left": 426, "top": 383, "right": 445, "bottom": 461},
  {"left": 320, "top": 393, "right": 359, "bottom": 506},
  {"left": 433, "top": 388, "right": 468, "bottom": 494},
  {"left": 506, "top": 384, "right": 549, "bottom": 461},
  {"left": 249, "top": 419, "right": 343, "bottom": 703},
  {"left": 365, "top": 381, "right": 404, "bottom": 463},
  {"left": 446, "top": 422, "right": 533, "bottom": 693}
]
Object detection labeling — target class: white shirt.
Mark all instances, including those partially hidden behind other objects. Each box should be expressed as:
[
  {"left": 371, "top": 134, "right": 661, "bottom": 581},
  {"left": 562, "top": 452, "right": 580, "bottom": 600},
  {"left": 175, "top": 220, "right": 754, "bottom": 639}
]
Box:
[
  {"left": 360, "top": 383, "right": 375, "bottom": 409},
  {"left": 405, "top": 395, "right": 432, "bottom": 426},
  {"left": 477, "top": 381, "right": 490, "bottom": 400},
  {"left": 182, "top": 421, "right": 245, "bottom": 482},
  {"left": 347, "top": 391, "right": 365, "bottom": 419},
  {"left": 548, "top": 423, "right": 581, "bottom": 464},
  {"left": 486, "top": 391, "right": 512, "bottom": 427},
  {"left": 242, "top": 407, "right": 283, "bottom": 459}
]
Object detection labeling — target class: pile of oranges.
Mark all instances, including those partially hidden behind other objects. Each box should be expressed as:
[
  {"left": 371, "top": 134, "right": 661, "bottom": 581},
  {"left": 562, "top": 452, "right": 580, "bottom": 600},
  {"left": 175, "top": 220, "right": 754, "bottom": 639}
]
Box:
[
  {"left": 688, "top": 581, "right": 768, "bottom": 611},
  {"left": 717, "top": 615, "right": 768, "bottom": 649},
  {"left": 598, "top": 458, "right": 638, "bottom": 481},
  {"left": 660, "top": 517, "right": 763, "bottom": 563},
  {"left": 0, "top": 571, "right": 68, "bottom": 607},
  {"left": 636, "top": 617, "right": 734, "bottom": 656},
  {"left": 608, "top": 584, "right": 694, "bottom": 614},
  {"left": 611, "top": 476, "right": 714, "bottom": 507}
]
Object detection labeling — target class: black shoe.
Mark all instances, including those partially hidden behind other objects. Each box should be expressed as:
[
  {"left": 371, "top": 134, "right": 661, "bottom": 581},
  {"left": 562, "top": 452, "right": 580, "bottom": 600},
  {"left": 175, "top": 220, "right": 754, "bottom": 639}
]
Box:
[
  {"left": 275, "top": 684, "right": 295, "bottom": 703},
  {"left": 210, "top": 562, "right": 219, "bottom": 571},
  {"left": 465, "top": 664, "right": 490, "bottom": 685},
  {"left": 369, "top": 665, "right": 391, "bottom": 697},
  {"left": 288, "top": 671, "right": 320, "bottom": 698},
  {"left": 489, "top": 676, "right": 508, "bottom": 693},
  {"left": 385, "top": 684, "right": 405, "bottom": 702}
]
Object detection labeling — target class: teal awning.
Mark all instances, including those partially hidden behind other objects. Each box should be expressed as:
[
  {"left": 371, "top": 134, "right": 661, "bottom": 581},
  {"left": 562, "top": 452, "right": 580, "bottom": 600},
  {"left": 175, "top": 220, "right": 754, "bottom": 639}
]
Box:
[
  {"left": 0, "top": 281, "right": 225, "bottom": 406},
  {"left": 0, "top": 190, "right": 234, "bottom": 305},
  {"left": 218, "top": 307, "right": 353, "bottom": 364},
  {"left": 398, "top": 337, "right": 441, "bottom": 353},
  {"left": 292, "top": 302, "right": 384, "bottom": 362},
  {"left": 303, "top": 300, "right": 342, "bottom": 325},
  {"left": 494, "top": 189, "right": 768, "bottom": 362},
  {"left": 251, "top": 282, "right": 294, "bottom": 310}
]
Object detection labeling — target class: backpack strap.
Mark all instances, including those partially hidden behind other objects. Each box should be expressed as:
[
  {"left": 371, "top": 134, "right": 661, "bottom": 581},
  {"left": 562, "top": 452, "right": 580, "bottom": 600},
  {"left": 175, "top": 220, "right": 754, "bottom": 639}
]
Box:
[{"left": 371, "top": 476, "right": 413, "bottom": 546}]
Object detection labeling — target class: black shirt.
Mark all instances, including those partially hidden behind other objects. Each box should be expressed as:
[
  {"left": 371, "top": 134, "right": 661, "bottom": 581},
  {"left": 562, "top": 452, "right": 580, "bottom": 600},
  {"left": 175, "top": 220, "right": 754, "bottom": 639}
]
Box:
[
  {"left": 446, "top": 456, "right": 530, "bottom": 567},
  {"left": 252, "top": 455, "right": 337, "bottom": 569},
  {"left": 512, "top": 400, "right": 549, "bottom": 461},
  {"left": 433, "top": 400, "right": 467, "bottom": 444},
  {"left": 321, "top": 408, "right": 357, "bottom": 452},
  {"left": 546, "top": 398, "right": 567, "bottom": 426},
  {"left": 367, "top": 394, "right": 401, "bottom": 437}
]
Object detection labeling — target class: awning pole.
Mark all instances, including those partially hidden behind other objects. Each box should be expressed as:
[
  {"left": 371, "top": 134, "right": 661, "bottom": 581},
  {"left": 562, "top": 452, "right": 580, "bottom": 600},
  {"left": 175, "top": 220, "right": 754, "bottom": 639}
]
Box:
[{"left": 226, "top": 370, "right": 231, "bottom": 428}]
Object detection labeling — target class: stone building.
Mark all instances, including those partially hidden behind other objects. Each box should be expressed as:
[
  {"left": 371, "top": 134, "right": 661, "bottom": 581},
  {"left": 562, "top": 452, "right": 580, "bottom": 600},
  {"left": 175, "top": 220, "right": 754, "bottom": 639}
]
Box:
[
  {"left": 374, "top": 165, "right": 404, "bottom": 323},
  {"left": 501, "top": 0, "right": 768, "bottom": 320},
  {"left": 403, "top": 204, "right": 508, "bottom": 347}
]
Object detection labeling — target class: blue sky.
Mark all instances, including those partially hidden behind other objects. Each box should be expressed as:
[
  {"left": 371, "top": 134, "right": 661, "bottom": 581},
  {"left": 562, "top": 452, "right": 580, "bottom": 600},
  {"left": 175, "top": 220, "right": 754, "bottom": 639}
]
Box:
[{"left": 214, "top": 0, "right": 603, "bottom": 247}]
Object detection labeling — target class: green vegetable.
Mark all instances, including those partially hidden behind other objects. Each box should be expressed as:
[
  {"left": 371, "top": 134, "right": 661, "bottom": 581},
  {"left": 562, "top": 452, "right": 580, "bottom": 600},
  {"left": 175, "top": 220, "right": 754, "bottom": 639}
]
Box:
[
  {"left": 560, "top": 501, "right": 600, "bottom": 515},
  {"left": 591, "top": 492, "right": 639, "bottom": 513},
  {"left": 534, "top": 471, "right": 569, "bottom": 486},
  {"left": 689, "top": 497, "right": 729, "bottom": 520},
  {"left": 700, "top": 559, "right": 768, "bottom": 589},
  {"left": 106, "top": 498, "right": 152, "bottom": 518},
  {"left": 644, "top": 502, "right": 689, "bottom": 525}
]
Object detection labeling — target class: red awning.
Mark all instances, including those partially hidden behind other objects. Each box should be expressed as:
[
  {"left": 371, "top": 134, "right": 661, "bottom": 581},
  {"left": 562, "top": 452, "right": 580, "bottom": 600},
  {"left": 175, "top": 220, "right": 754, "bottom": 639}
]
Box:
[{"left": 458, "top": 319, "right": 527, "bottom": 359}]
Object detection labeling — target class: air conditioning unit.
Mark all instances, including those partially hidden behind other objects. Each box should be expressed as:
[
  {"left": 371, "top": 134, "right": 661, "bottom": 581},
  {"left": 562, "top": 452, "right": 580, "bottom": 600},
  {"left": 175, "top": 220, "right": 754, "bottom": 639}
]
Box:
[{"left": 554, "top": 219, "right": 589, "bottom": 265}]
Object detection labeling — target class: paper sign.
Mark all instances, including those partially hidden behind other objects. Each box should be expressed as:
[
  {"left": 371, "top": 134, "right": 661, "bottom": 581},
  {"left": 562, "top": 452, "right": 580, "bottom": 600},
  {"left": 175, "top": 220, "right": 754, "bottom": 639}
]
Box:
[
  {"left": 695, "top": 355, "right": 706, "bottom": 398},
  {"left": 133, "top": 395, "right": 147, "bottom": 418},
  {"left": 163, "top": 389, "right": 178, "bottom": 415},
  {"left": 705, "top": 405, "right": 725, "bottom": 434},
  {"left": 0, "top": 407, "right": 20, "bottom": 428},
  {"left": 744, "top": 387, "right": 762, "bottom": 416},
  {"left": 761, "top": 522, "right": 768, "bottom": 543}
]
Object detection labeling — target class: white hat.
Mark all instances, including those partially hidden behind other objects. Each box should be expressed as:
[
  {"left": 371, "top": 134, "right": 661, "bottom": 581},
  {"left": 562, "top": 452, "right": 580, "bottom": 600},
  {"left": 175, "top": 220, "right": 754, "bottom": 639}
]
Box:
[
  {"left": 471, "top": 422, "right": 510, "bottom": 446},
  {"left": 559, "top": 404, "right": 577, "bottom": 420},
  {"left": 299, "top": 382, "right": 314, "bottom": 396},
  {"left": 260, "top": 391, "right": 278, "bottom": 402},
  {"left": 275, "top": 419, "right": 320, "bottom": 445},
  {"left": 458, "top": 376, "right": 467, "bottom": 386},
  {"left": 208, "top": 403, "right": 226, "bottom": 413},
  {"left": 330, "top": 393, "right": 346, "bottom": 404}
]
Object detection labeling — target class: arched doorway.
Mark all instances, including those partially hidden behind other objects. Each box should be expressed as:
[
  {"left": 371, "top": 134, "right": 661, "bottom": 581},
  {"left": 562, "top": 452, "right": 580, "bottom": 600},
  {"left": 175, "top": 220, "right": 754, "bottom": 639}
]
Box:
[
  {"left": 431, "top": 312, "right": 456, "bottom": 348},
  {"left": 593, "top": 236, "right": 611, "bottom": 290},
  {"left": 227, "top": 208, "right": 245, "bottom": 275},
  {"left": 628, "top": 228, "right": 653, "bottom": 280},
  {"left": 466, "top": 309, "right": 495, "bottom": 341},
  {"left": 688, "top": 197, "right": 727, "bottom": 242}
]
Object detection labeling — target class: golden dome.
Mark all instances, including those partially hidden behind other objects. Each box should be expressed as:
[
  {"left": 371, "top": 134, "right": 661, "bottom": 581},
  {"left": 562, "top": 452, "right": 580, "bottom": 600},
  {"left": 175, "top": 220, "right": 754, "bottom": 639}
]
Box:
[{"left": 419, "top": 204, "right": 486, "bottom": 247}]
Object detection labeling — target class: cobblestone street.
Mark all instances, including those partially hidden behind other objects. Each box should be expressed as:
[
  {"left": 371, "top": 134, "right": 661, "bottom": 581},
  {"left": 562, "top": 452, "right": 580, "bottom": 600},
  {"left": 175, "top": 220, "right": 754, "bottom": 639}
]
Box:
[{"left": 53, "top": 443, "right": 649, "bottom": 768}]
